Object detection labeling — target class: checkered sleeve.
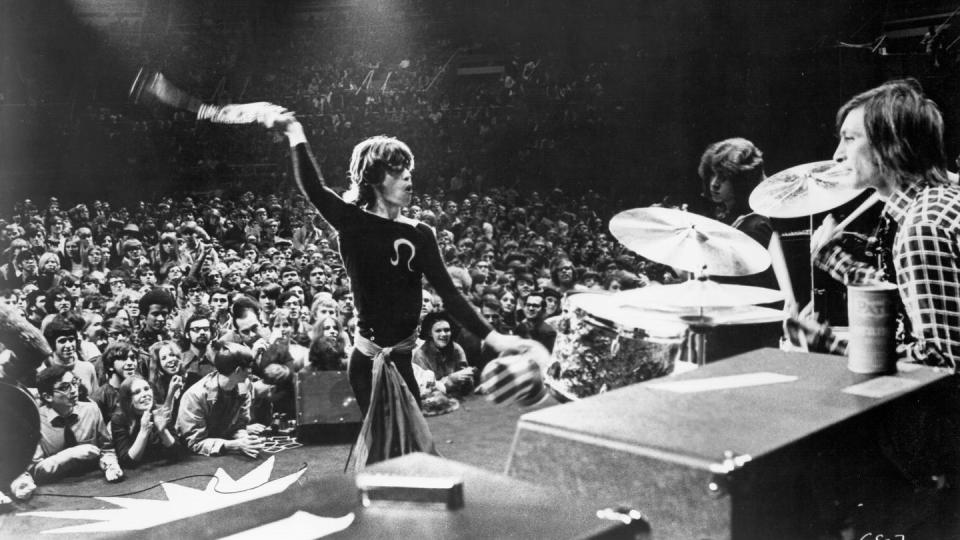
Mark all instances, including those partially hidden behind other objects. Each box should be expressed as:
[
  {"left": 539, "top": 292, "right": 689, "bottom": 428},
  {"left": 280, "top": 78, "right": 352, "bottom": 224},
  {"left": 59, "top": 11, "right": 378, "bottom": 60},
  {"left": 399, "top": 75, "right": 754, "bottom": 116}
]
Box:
[
  {"left": 895, "top": 220, "right": 959, "bottom": 371},
  {"left": 813, "top": 241, "right": 885, "bottom": 286}
]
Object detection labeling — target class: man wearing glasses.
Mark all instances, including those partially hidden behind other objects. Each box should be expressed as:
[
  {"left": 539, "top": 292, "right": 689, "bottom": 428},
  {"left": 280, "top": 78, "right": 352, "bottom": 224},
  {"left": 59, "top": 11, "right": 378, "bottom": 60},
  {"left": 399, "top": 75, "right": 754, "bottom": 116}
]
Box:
[
  {"left": 171, "top": 277, "right": 206, "bottom": 335},
  {"left": 181, "top": 314, "right": 217, "bottom": 389},
  {"left": 516, "top": 290, "right": 557, "bottom": 353},
  {"left": 30, "top": 365, "right": 123, "bottom": 484}
]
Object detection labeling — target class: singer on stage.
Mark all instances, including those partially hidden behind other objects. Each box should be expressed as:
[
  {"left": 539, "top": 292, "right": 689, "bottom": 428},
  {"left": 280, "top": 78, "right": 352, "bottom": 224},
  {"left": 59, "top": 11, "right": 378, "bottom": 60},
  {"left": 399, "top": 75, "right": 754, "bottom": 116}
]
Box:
[{"left": 258, "top": 109, "right": 547, "bottom": 415}]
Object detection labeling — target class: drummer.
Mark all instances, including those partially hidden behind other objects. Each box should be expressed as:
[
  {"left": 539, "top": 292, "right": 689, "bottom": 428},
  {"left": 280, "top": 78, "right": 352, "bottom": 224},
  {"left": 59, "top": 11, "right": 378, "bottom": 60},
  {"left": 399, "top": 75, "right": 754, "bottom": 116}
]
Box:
[
  {"left": 695, "top": 138, "right": 783, "bottom": 360},
  {"left": 806, "top": 79, "right": 960, "bottom": 370},
  {"left": 802, "top": 78, "right": 960, "bottom": 515},
  {"left": 697, "top": 138, "right": 778, "bottom": 291}
]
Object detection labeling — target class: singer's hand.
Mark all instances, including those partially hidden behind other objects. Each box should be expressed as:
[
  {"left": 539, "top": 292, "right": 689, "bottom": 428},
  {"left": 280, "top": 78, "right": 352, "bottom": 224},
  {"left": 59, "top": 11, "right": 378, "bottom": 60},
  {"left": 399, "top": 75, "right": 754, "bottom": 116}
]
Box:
[{"left": 257, "top": 104, "right": 296, "bottom": 129}]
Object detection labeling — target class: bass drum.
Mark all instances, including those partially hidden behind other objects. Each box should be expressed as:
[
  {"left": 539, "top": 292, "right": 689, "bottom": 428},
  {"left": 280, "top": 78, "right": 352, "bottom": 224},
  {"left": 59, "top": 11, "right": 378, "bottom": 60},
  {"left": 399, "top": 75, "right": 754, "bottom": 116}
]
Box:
[
  {"left": 0, "top": 381, "right": 40, "bottom": 485},
  {"left": 544, "top": 293, "right": 686, "bottom": 401}
]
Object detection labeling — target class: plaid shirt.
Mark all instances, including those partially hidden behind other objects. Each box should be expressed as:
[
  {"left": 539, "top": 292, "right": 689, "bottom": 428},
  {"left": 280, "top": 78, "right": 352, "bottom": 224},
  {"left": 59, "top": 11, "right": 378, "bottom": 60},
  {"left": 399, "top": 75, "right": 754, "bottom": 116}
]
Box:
[{"left": 815, "top": 181, "right": 960, "bottom": 371}]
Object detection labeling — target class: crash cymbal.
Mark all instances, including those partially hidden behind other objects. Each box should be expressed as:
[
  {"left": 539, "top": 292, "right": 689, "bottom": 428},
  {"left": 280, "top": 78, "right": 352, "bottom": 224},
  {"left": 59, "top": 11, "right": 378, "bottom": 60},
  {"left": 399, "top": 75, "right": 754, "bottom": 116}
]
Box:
[
  {"left": 748, "top": 161, "right": 864, "bottom": 218},
  {"left": 609, "top": 207, "right": 771, "bottom": 276},
  {"left": 613, "top": 279, "right": 784, "bottom": 309}
]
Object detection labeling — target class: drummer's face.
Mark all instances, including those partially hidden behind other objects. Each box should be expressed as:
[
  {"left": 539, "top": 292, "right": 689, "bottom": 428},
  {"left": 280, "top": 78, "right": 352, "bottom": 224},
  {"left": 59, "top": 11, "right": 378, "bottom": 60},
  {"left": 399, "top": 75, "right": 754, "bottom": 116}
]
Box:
[
  {"left": 708, "top": 175, "right": 735, "bottom": 205},
  {"left": 835, "top": 107, "right": 882, "bottom": 193}
]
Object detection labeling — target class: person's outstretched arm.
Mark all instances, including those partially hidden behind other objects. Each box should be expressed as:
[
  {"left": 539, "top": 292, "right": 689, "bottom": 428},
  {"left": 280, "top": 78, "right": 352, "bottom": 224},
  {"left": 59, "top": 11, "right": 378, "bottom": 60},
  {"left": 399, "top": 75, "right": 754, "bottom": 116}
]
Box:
[{"left": 264, "top": 111, "right": 355, "bottom": 232}]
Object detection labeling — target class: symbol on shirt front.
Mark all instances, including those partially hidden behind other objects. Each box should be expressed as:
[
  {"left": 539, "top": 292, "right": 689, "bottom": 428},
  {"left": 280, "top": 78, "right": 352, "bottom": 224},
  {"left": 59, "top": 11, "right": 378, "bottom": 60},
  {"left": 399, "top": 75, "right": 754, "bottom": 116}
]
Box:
[{"left": 391, "top": 238, "right": 416, "bottom": 272}]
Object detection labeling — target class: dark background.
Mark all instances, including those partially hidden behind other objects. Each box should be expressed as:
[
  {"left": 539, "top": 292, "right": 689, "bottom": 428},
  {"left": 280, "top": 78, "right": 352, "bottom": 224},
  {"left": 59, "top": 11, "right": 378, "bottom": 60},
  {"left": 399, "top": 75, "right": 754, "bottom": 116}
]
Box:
[{"left": 2, "top": 0, "right": 958, "bottom": 210}]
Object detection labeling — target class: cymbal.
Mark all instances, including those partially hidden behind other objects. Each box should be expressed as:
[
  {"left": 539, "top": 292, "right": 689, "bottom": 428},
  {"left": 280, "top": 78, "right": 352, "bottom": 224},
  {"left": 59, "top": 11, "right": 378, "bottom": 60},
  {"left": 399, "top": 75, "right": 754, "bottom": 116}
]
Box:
[
  {"left": 613, "top": 279, "right": 784, "bottom": 308},
  {"left": 566, "top": 292, "right": 687, "bottom": 332},
  {"left": 609, "top": 207, "right": 771, "bottom": 276},
  {"left": 748, "top": 161, "right": 864, "bottom": 218}
]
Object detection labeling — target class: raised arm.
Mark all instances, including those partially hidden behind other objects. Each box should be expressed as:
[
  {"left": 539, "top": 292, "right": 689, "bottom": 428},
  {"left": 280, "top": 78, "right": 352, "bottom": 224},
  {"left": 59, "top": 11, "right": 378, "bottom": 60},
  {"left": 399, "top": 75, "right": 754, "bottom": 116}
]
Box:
[{"left": 265, "top": 111, "right": 356, "bottom": 231}]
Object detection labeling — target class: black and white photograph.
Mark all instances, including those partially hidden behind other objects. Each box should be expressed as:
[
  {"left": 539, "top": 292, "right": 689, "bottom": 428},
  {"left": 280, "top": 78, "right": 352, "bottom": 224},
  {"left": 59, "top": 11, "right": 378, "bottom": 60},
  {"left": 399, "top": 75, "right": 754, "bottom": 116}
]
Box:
[{"left": 1, "top": 0, "right": 958, "bottom": 538}]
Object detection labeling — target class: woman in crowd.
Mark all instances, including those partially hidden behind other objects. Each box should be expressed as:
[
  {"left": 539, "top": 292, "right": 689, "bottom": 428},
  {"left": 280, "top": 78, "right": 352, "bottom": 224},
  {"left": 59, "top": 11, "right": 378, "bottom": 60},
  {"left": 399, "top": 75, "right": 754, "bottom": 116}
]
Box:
[
  {"left": 37, "top": 252, "right": 62, "bottom": 291},
  {"left": 498, "top": 290, "right": 518, "bottom": 331},
  {"left": 153, "top": 232, "right": 189, "bottom": 271},
  {"left": 268, "top": 307, "right": 296, "bottom": 342},
  {"left": 111, "top": 375, "right": 183, "bottom": 468},
  {"left": 412, "top": 311, "right": 475, "bottom": 398},
  {"left": 61, "top": 240, "right": 85, "bottom": 277},
  {"left": 313, "top": 315, "right": 350, "bottom": 364},
  {"left": 115, "top": 290, "right": 142, "bottom": 331},
  {"left": 148, "top": 340, "right": 185, "bottom": 417},
  {"left": 303, "top": 335, "right": 345, "bottom": 372},
  {"left": 81, "top": 245, "right": 107, "bottom": 276},
  {"left": 542, "top": 288, "right": 562, "bottom": 319}
]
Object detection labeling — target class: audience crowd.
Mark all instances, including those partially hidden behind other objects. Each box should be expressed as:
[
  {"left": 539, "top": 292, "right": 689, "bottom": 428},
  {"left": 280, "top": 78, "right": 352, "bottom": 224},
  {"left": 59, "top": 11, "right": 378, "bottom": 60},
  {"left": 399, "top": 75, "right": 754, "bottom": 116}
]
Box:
[
  {"left": 0, "top": 183, "right": 679, "bottom": 498},
  {"left": 4, "top": 0, "right": 661, "bottom": 204},
  {"left": 0, "top": 0, "right": 683, "bottom": 502}
]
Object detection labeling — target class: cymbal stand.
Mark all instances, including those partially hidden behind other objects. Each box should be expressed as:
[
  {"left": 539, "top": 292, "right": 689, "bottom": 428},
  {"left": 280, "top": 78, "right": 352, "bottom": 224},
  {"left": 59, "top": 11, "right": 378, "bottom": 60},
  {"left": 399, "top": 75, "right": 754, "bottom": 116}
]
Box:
[{"left": 681, "top": 309, "right": 714, "bottom": 367}]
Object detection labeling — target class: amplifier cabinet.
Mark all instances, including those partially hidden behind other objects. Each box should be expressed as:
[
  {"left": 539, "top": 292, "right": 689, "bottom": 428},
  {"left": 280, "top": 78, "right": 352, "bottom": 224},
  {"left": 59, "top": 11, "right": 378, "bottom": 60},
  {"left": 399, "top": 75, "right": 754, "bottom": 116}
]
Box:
[
  {"left": 294, "top": 370, "right": 363, "bottom": 430},
  {"left": 507, "top": 349, "right": 953, "bottom": 540}
]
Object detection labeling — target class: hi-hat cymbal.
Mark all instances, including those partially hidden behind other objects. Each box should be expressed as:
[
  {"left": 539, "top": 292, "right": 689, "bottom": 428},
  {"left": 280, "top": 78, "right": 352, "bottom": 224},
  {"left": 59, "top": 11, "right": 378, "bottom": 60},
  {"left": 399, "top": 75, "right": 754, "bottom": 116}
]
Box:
[
  {"left": 609, "top": 207, "right": 771, "bottom": 276},
  {"left": 749, "top": 161, "right": 865, "bottom": 218},
  {"left": 613, "top": 279, "right": 784, "bottom": 308}
]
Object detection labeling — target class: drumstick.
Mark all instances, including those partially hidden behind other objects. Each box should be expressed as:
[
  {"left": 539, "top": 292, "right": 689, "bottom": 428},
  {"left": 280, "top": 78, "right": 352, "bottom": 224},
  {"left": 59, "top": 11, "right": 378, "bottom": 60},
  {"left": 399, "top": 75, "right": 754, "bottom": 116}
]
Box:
[
  {"left": 810, "top": 192, "right": 882, "bottom": 255},
  {"left": 767, "top": 232, "right": 796, "bottom": 316},
  {"left": 832, "top": 192, "right": 882, "bottom": 235},
  {"left": 768, "top": 232, "right": 811, "bottom": 351}
]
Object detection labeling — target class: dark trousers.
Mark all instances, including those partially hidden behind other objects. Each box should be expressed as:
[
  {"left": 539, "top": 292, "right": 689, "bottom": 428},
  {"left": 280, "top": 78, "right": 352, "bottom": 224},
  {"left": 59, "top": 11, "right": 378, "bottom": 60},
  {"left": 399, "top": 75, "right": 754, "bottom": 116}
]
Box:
[{"left": 347, "top": 348, "right": 422, "bottom": 417}]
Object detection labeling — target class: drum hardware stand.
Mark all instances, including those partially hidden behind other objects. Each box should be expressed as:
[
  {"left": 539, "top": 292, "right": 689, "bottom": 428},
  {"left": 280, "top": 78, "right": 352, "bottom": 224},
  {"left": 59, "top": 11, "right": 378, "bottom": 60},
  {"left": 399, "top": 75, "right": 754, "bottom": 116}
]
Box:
[
  {"left": 683, "top": 269, "right": 715, "bottom": 367},
  {"left": 680, "top": 312, "right": 714, "bottom": 367}
]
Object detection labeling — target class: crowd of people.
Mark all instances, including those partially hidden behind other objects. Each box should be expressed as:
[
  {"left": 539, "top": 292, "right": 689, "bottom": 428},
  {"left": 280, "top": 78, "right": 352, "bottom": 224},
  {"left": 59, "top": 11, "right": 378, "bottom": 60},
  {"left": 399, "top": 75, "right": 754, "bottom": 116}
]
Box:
[
  {"left": 0, "top": 171, "right": 683, "bottom": 497},
  {"left": 4, "top": 0, "right": 667, "bottom": 207}
]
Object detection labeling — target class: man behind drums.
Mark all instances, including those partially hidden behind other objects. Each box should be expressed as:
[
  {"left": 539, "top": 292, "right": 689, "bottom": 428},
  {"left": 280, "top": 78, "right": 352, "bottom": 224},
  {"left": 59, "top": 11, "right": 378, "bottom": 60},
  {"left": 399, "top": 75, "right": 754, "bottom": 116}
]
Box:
[
  {"left": 696, "top": 138, "right": 783, "bottom": 359},
  {"left": 698, "top": 138, "right": 779, "bottom": 292},
  {"left": 791, "top": 78, "right": 960, "bottom": 531}
]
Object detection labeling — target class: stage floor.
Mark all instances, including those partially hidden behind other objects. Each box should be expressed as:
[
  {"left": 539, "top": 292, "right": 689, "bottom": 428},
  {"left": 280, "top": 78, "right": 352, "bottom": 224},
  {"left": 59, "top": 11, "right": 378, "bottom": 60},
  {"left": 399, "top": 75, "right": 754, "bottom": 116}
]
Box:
[{"left": 2, "top": 394, "right": 559, "bottom": 538}]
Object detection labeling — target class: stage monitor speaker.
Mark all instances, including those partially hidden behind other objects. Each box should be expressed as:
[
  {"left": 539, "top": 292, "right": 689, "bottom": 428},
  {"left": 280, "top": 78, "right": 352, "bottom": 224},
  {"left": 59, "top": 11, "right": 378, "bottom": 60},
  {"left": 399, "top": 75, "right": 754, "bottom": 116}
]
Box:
[
  {"left": 294, "top": 371, "right": 363, "bottom": 440},
  {"left": 507, "top": 349, "right": 952, "bottom": 540}
]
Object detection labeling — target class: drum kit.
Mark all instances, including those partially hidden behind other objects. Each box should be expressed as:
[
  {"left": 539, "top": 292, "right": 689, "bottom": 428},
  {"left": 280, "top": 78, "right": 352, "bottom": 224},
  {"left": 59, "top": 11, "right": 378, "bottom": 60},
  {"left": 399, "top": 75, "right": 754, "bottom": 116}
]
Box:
[{"left": 545, "top": 161, "right": 872, "bottom": 401}]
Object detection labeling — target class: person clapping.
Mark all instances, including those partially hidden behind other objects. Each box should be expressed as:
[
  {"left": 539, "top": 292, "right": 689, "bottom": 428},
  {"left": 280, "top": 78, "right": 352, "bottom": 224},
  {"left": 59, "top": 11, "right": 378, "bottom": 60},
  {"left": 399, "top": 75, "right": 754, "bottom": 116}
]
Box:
[{"left": 110, "top": 375, "right": 183, "bottom": 468}]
